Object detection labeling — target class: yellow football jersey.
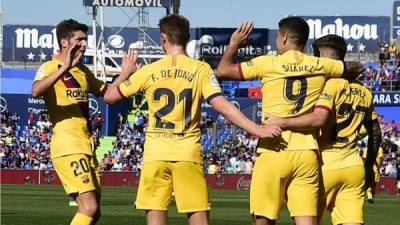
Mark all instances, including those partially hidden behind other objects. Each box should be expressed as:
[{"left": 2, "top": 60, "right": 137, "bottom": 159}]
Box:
[
  {"left": 239, "top": 50, "right": 344, "bottom": 151},
  {"left": 34, "top": 58, "right": 106, "bottom": 158},
  {"left": 315, "top": 78, "right": 377, "bottom": 170},
  {"left": 118, "top": 55, "right": 222, "bottom": 163}
]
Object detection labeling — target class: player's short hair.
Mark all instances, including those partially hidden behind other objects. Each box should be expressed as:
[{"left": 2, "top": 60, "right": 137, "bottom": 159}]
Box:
[
  {"left": 56, "top": 19, "right": 88, "bottom": 48},
  {"left": 278, "top": 16, "right": 309, "bottom": 47},
  {"left": 159, "top": 14, "right": 190, "bottom": 46},
  {"left": 312, "top": 34, "right": 347, "bottom": 61}
]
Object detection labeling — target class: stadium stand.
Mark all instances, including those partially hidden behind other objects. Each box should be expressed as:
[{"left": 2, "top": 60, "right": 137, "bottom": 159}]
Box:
[{"left": 1, "top": 106, "right": 398, "bottom": 179}]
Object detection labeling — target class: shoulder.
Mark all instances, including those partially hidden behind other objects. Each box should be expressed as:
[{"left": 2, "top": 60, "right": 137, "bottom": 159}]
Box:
[
  {"left": 324, "top": 78, "right": 348, "bottom": 91},
  {"left": 326, "top": 77, "right": 346, "bottom": 86},
  {"left": 35, "top": 60, "right": 58, "bottom": 78},
  {"left": 38, "top": 60, "right": 58, "bottom": 71}
]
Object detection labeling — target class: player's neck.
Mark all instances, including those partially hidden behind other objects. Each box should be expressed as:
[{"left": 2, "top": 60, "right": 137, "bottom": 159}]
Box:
[
  {"left": 165, "top": 45, "right": 186, "bottom": 56},
  {"left": 53, "top": 51, "right": 69, "bottom": 64},
  {"left": 280, "top": 44, "right": 304, "bottom": 54}
]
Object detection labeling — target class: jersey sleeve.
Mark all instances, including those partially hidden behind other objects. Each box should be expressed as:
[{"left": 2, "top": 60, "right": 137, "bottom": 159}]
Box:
[
  {"left": 118, "top": 67, "right": 148, "bottom": 98},
  {"left": 201, "top": 65, "right": 223, "bottom": 103},
  {"left": 34, "top": 62, "right": 53, "bottom": 81},
  {"left": 238, "top": 55, "right": 271, "bottom": 80},
  {"left": 319, "top": 57, "right": 345, "bottom": 78},
  {"left": 314, "top": 79, "right": 338, "bottom": 111}
]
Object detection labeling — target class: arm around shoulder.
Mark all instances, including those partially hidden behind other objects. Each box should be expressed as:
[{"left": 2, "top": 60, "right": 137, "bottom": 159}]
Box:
[{"left": 209, "top": 95, "right": 281, "bottom": 138}]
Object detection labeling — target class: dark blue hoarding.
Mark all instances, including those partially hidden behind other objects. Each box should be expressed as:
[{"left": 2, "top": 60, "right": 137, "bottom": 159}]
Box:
[
  {"left": 302, "top": 16, "right": 390, "bottom": 53},
  {"left": 1, "top": 16, "right": 390, "bottom": 64},
  {"left": 0, "top": 93, "right": 108, "bottom": 135},
  {"left": 393, "top": 1, "right": 400, "bottom": 39},
  {"left": 186, "top": 28, "right": 277, "bottom": 68},
  {"left": 372, "top": 92, "right": 400, "bottom": 106},
  {"left": 2, "top": 25, "right": 277, "bottom": 67},
  {"left": 2, "top": 25, "right": 164, "bottom": 63},
  {"left": 201, "top": 97, "right": 399, "bottom": 124}
]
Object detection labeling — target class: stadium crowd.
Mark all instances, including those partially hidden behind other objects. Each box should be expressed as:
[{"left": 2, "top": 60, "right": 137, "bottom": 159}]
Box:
[
  {"left": 1, "top": 107, "right": 399, "bottom": 179},
  {"left": 0, "top": 108, "right": 103, "bottom": 170},
  {"left": 360, "top": 42, "right": 400, "bottom": 91}
]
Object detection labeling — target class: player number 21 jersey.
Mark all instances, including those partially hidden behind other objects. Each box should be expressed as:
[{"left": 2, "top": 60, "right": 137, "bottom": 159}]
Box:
[{"left": 118, "top": 55, "right": 222, "bottom": 163}]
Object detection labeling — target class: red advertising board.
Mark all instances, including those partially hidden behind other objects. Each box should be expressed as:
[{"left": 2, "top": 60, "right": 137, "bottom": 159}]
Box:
[{"left": 0, "top": 170, "right": 397, "bottom": 195}]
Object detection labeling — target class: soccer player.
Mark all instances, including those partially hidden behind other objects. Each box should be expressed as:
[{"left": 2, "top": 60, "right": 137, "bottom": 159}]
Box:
[
  {"left": 265, "top": 34, "right": 382, "bottom": 225},
  {"left": 362, "top": 144, "right": 384, "bottom": 203},
  {"left": 103, "top": 14, "right": 281, "bottom": 225},
  {"left": 217, "top": 17, "right": 364, "bottom": 225},
  {"left": 31, "top": 19, "right": 133, "bottom": 225}
]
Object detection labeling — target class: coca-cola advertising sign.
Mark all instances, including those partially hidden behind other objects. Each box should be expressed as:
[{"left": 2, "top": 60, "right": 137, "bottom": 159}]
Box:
[{"left": 206, "top": 174, "right": 252, "bottom": 191}]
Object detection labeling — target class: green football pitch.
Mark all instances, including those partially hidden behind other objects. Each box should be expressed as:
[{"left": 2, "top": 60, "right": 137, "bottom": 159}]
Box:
[{"left": 1, "top": 184, "right": 399, "bottom": 225}]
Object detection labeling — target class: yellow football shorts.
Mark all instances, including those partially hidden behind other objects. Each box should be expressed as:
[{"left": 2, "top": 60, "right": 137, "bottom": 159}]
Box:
[
  {"left": 53, "top": 153, "right": 101, "bottom": 195},
  {"left": 319, "top": 165, "right": 365, "bottom": 225},
  {"left": 250, "top": 150, "right": 319, "bottom": 219},
  {"left": 135, "top": 161, "right": 210, "bottom": 213}
]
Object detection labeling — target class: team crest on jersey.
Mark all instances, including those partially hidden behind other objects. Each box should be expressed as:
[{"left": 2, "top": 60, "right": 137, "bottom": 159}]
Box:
[
  {"left": 210, "top": 72, "right": 221, "bottom": 89},
  {"left": 81, "top": 175, "right": 90, "bottom": 184},
  {"left": 246, "top": 60, "right": 254, "bottom": 67},
  {"left": 320, "top": 92, "right": 332, "bottom": 100}
]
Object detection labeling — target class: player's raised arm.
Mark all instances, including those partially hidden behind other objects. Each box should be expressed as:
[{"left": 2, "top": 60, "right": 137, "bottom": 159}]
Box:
[
  {"left": 32, "top": 43, "right": 82, "bottom": 97},
  {"left": 104, "top": 49, "right": 141, "bottom": 104},
  {"left": 217, "top": 21, "right": 254, "bottom": 80},
  {"left": 209, "top": 95, "right": 281, "bottom": 138}
]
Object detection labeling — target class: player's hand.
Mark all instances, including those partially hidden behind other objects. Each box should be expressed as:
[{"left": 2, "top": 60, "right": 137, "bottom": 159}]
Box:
[
  {"left": 66, "top": 43, "right": 83, "bottom": 68},
  {"left": 229, "top": 21, "right": 254, "bottom": 49},
  {"left": 364, "top": 166, "right": 375, "bottom": 189},
  {"left": 257, "top": 124, "right": 281, "bottom": 138},
  {"left": 263, "top": 113, "right": 285, "bottom": 129},
  {"left": 121, "top": 49, "right": 141, "bottom": 77}
]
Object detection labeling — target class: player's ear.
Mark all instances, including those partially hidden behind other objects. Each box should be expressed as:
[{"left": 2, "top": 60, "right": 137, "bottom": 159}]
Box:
[
  {"left": 282, "top": 34, "right": 288, "bottom": 45},
  {"left": 60, "top": 38, "right": 69, "bottom": 49},
  {"left": 160, "top": 33, "right": 168, "bottom": 44}
]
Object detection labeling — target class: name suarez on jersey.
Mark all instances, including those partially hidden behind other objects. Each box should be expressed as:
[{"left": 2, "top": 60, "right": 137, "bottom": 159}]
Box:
[
  {"left": 151, "top": 69, "right": 195, "bottom": 82},
  {"left": 282, "top": 64, "right": 321, "bottom": 73}
]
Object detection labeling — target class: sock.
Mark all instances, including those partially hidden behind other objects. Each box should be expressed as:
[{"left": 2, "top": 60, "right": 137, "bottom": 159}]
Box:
[
  {"left": 366, "top": 188, "right": 373, "bottom": 200},
  {"left": 70, "top": 213, "right": 93, "bottom": 225}
]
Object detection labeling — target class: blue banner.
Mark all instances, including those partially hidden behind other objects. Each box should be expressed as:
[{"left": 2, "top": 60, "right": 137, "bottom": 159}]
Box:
[
  {"left": 2, "top": 25, "right": 277, "bottom": 67},
  {"left": 0, "top": 93, "right": 108, "bottom": 135},
  {"left": 2, "top": 25, "right": 163, "bottom": 62},
  {"left": 301, "top": 16, "right": 390, "bottom": 53},
  {"left": 372, "top": 92, "right": 400, "bottom": 106},
  {"left": 394, "top": 1, "right": 400, "bottom": 39},
  {"left": 186, "top": 28, "right": 277, "bottom": 68},
  {"left": 2, "top": 17, "right": 390, "bottom": 65},
  {"left": 202, "top": 98, "right": 262, "bottom": 123}
]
